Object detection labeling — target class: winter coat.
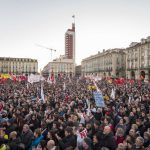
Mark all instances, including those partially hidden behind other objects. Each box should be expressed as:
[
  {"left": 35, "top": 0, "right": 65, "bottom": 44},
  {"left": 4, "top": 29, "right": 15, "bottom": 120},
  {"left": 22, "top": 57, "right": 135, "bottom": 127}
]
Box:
[
  {"left": 100, "top": 132, "right": 117, "bottom": 150},
  {"left": 58, "top": 134, "right": 76, "bottom": 150},
  {"left": 116, "top": 135, "right": 124, "bottom": 144},
  {"left": 93, "top": 143, "right": 101, "bottom": 150},
  {"left": 8, "top": 137, "right": 24, "bottom": 150},
  {"left": 21, "top": 130, "right": 34, "bottom": 150},
  {"left": 29, "top": 135, "right": 43, "bottom": 150}
]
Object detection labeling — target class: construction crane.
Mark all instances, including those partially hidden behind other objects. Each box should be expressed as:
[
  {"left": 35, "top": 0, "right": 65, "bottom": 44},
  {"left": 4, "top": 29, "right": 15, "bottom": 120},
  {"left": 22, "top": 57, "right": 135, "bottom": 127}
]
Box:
[{"left": 36, "top": 44, "right": 56, "bottom": 60}]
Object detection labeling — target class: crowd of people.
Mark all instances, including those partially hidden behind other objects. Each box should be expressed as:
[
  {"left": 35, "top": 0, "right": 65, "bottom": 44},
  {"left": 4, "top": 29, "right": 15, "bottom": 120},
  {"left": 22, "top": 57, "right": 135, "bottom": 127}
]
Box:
[{"left": 0, "top": 76, "right": 150, "bottom": 150}]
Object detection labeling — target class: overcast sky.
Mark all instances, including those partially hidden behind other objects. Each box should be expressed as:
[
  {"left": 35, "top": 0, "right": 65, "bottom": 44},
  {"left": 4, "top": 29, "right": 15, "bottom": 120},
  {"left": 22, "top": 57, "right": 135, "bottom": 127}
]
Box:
[{"left": 0, "top": 0, "right": 150, "bottom": 71}]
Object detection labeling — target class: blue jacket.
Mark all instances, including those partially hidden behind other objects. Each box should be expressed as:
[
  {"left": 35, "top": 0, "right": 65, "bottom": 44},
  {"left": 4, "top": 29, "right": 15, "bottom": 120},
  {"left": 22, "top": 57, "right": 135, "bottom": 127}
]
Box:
[{"left": 29, "top": 135, "right": 43, "bottom": 150}]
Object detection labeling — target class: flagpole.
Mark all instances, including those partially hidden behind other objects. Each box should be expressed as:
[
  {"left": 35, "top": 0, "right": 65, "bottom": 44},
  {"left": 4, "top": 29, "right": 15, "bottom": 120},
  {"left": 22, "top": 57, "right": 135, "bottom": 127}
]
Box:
[{"left": 72, "top": 15, "right": 75, "bottom": 24}]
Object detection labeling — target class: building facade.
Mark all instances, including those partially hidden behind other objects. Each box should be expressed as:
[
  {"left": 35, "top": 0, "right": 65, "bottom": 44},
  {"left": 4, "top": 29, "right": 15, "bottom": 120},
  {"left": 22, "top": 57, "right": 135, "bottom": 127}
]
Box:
[
  {"left": 126, "top": 36, "right": 150, "bottom": 81},
  {"left": 42, "top": 58, "right": 74, "bottom": 77},
  {"left": 43, "top": 22, "right": 76, "bottom": 76},
  {"left": 75, "top": 65, "right": 81, "bottom": 77},
  {"left": 65, "top": 23, "right": 75, "bottom": 64},
  {"left": 81, "top": 49, "right": 126, "bottom": 78},
  {"left": 0, "top": 57, "right": 38, "bottom": 75}
]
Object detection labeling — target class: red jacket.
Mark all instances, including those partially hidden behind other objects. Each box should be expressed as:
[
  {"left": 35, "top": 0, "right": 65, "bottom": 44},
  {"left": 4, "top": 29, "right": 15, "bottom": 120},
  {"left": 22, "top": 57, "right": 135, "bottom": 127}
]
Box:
[{"left": 116, "top": 136, "right": 124, "bottom": 144}]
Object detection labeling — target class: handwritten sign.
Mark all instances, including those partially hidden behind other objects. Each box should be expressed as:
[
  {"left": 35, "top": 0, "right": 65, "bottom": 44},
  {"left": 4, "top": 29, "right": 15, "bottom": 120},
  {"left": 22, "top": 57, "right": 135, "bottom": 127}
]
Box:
[{"left": 93, "top": 91, "right": 105, "bottom": 107}]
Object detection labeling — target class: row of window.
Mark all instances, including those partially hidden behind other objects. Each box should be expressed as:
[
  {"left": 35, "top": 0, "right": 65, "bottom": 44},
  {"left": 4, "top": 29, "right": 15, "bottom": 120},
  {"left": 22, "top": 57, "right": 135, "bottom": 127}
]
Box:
[{"left": 0, "top": 59, "right": 37, "bottom": 62}]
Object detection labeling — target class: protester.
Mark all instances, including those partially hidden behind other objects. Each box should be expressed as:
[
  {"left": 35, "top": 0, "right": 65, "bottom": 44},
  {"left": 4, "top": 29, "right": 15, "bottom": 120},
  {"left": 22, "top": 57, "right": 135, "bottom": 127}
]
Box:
[
  {"left": 100, "top": 126, "right": 117, "bottom": 150},
  {"left": 0, "top": 75, "right": 149, "bottom": 150},
  {"left": 8, "top": 131, "right": 23, "bottom": 150},
  {"left": 93, "top": 133, "right": 102, "bottom": 150},
  {"left": 46, "top": 140, "right": 57, "bottom": 150},
  {"left": 81, "top": 137, "right": 92, "bottom": 150},
  {"left": 21, "top": 124, "right": 34, "bottom": 149},
  {"left": 29, "top": 128, "right": 44, "bottom": 150},
  {"left": 56, "top": 126, "right": 76, "bottom": 150},
  {"left": 132, "top": 136, "right": 145, "bottom": 150}
]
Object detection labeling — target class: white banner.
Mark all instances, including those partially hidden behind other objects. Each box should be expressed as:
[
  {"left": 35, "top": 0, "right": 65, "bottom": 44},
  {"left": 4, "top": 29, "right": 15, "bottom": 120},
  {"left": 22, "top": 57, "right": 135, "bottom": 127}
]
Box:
[{"left": 28, "top": 74, "right": 44, "bottom": 83}]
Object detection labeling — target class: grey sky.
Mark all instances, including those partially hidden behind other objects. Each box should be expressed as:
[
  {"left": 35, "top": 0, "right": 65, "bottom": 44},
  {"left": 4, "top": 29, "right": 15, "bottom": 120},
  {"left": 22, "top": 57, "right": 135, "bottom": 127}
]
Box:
[{"left": 0, "top": 0, "right": 150, "bottom": 70}]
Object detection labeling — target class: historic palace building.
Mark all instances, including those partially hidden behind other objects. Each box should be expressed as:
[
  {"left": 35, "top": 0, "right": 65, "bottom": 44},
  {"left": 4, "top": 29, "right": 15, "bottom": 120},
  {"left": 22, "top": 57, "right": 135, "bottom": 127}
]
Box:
[
  {"left": 75, "top": 65, "right": 81, "bottom": 77},
  {"left": 42, "top": 57, "right": 74, "bottom": 77},
  {"left": 0, "top": 57, "right": 38, "bottom": 75},
  {"left": 126, "top": 36, "right": 150, "bottom": 80},
  {"left": 81, "top": 49, "right": 126, "bottom": 78},
  {"left": 81, "top": 36, "right": 150, "bottom": 81}
]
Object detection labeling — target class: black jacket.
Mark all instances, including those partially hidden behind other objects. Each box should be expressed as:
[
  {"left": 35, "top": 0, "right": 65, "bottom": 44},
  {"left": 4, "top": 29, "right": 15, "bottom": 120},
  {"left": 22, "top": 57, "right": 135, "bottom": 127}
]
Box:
[
  {"left": 21, "top": 129, "right": 34, "bottom": 150},
  {"left": 9, "top": 137, "right": 24, "bottom": 150},
  {"left": 58, "top": 134, "right": 76, "bottom": 150},
  {"left": 91, "top": 111, "right": 103, "bottom": 121},
  {"left": 28, "top": 119, "right": 39, "bottom": 132},
  {"left": 93, "top": 143, "right": 101, "bottom": 150},
  {"left": 100, "top": 132, "right": 117, "bottom": 150}
]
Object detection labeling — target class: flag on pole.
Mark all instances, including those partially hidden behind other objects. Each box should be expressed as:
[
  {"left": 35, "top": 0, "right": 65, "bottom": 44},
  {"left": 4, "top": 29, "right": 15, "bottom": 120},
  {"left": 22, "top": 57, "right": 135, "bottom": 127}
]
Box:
[
  {"left": 72, "top": 15, "right": 75, "bottom": 24},
  {"left": 128, "top": 96, "right": 131, "bottom": 104},
  {"left": 63, "top": 82, "right": 66, "bottom": 91},
  {"left": 93, "top": 79, "right": 100, "bottom": 92},
  {"left": 47, "top": 75, "right": 51, "bottom": 84},
  {"left": 41, "top": 83, "right": 45, "bottom": 102},
  {"left": 69, "top": 75, "right": 71, "bottom": 83},
  {"left": 53, "top": 76, "right": 56, "bottom": 84},
  {"left": 77, "top": 79, "right": 79, "bottom": 84},
  {"left": 50, "top": 70, "right": 55, "bottom": 83},
  {"left": 86, "top": 99, "right": 91, "bottom": 116},
  {"left": 27, "top": 82, "right": 29, "bottom": 89},
  {"left": 47, "top": 70, "right": 52, "bottom": 84},
  {"left": 110, "top": 88, "right": 115, "bottom": 99}
]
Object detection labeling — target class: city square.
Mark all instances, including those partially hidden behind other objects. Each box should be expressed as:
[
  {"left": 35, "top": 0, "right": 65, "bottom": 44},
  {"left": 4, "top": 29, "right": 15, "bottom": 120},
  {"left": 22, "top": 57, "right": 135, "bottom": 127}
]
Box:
[{"left": 0, "top": 0, "right": 150, "bottom": 150}]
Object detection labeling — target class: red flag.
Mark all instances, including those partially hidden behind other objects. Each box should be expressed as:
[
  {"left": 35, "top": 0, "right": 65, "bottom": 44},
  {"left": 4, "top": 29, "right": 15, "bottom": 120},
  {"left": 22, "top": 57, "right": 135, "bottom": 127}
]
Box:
[{"left": 79, "top": 129, "right": 88, "bottom": 139}]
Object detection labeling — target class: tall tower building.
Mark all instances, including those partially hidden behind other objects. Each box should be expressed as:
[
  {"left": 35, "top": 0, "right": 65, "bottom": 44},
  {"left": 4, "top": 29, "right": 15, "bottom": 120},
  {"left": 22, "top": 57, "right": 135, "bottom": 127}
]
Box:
[
  {"left": 42, "top": 22, "right": 76, "bottom": 77},
  {"left": 65, "top": 23, "right": 75, "bottom": 64}
]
